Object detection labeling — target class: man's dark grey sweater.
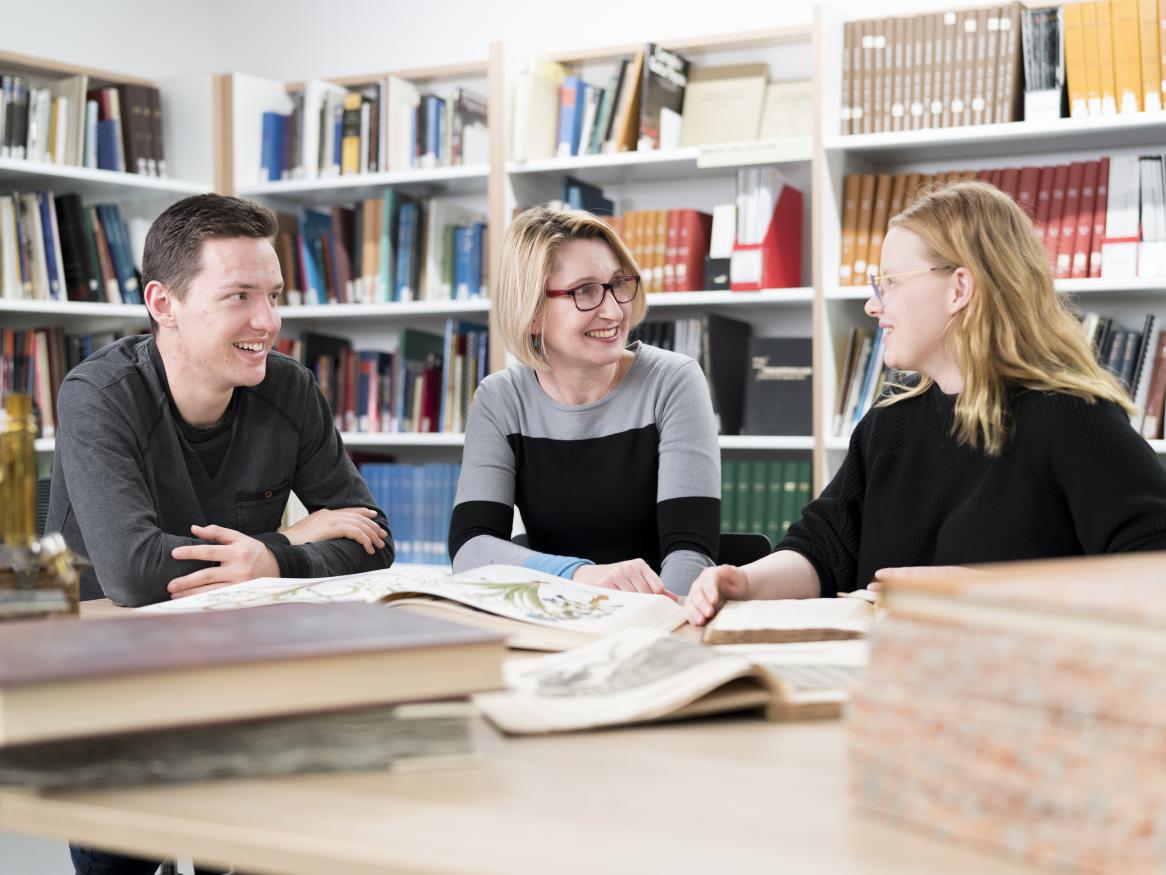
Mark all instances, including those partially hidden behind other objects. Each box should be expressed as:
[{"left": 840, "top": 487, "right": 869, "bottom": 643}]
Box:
[{"left": 47, "top": 335, "right": 394, "bottom": 606}]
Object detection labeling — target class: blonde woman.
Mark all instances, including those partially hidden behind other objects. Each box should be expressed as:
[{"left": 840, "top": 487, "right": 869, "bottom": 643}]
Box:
[
  {"left": 449, "top": 206, "right": 720, "bottom": 596},
  {"left": 687, "top": 181, "right": 1166, "bottom": 624}
]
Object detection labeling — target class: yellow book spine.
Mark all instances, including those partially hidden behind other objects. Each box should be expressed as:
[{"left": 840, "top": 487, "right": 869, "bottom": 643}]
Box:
[
  {"left": 1140, "top": 0, "right": 1163, "bottom": 109},
  {"left": 1064, "top": 3, "right": 1088, "bottom": 117},
  {"left": 1082, "top": 2, "right": 1103, "bottom": 113},
  {"left": 1111, "top": 0, "right": 1144, "bottom": 112},
  {"left": 1097, "top": 1, "right": 1120, "bottom": 114}
]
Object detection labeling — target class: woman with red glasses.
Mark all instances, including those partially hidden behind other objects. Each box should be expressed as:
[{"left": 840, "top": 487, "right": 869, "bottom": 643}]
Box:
[
  {"left": 448, "top": 205, "right": 720, "bottom": 596},
  {"left": 687, "top": 180, "right": 1166, "bottom": 624}
]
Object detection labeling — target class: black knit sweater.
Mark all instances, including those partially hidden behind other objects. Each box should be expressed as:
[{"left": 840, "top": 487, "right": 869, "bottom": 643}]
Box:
[{"left": 781, "top": 383, "right": 1166, "bottom": 595}]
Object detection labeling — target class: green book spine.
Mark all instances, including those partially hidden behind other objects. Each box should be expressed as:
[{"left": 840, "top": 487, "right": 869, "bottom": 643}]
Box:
[
  {"left": 735, "top": 460, "right": 751, "bottom": 532},
  {"left": 379, "top": 190, "right": 397, "bottom": 302},
  {"left": 795, "top": 459, "right": 813, "bottom": 527},
  {"left": 749, "top": 459, "right": 767, "bottom": 538},
  {"left": 720, "top": 459, "right": 736, "bottom": 533},
  {"left": 765, "top": 459, "right": 783, "bottom": 547},
  {"left": 779, "top": 459, "right": 799, "bottom": 539}
]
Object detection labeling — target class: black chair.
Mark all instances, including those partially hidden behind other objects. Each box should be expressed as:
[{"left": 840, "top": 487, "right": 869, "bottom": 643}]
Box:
[{"left": 510, "top": 531, "right": 771, "bottom": 566}]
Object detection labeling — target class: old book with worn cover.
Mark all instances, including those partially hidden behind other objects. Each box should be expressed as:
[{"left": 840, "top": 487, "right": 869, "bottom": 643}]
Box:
[
  {"left": 142, "top": 563, "right": 687, "bottom": 652},
  {"left": 741, "top": 336, "right": 813, "bottom": 436},
  {"left": 0, "top": 700, "right": 475, "bottom": 790},
  {"left": 702, "top": 598, "right": 874, "bottom": 645},
  {"left": 0, "top": 603, "right": 504, "bottom": 746},
  {"left": 475, "top": 628, "right": 866, "bottom": 733}
]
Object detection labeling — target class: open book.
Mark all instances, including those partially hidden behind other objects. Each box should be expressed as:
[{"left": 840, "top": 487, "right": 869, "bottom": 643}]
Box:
[
  {"left": 141, "top": 564, "right": 685, "bottom": 652},
  {"left": 474, "top": 628, "right": 868, "bottom": 734},
  {"left": 702, "top": 597, "right": 875, "bottom": 644}
]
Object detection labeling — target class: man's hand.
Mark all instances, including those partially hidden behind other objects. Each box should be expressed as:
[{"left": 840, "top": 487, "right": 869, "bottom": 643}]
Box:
[
  {"left": 280, "top": 506, "right": 386, "bottom": 555},
  {"left": 684, "top": 564, "right": 751, "bottom": 626},
  {"left": 168, "top": 524, "right": 280, "bottom": 598},
  {"left": 573, "top": 559, "right": 667, "bottom": 596}
]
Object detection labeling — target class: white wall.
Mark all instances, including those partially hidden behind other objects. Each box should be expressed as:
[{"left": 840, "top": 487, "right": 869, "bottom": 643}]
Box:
[{"left": 0, "top": 0, "right": 218, "bottom": 79}]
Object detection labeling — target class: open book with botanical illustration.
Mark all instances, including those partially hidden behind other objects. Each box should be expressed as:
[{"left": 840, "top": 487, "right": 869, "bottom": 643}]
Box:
[
  {"left": 140, "top": 564, "right": 685, "bottom": 651},
  {"left": 474, "top": 628, "right": 869, "bottom": 734}
]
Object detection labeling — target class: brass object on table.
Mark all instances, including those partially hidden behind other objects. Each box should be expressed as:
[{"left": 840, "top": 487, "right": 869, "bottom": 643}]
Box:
[{"left": 0, "top": 394, "right": 82, "bottom": 620}]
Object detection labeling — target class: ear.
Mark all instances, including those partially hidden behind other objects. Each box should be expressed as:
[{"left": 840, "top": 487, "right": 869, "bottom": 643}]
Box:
[
  {"left": 145, "top": 280, "right": 177, "bottom": 330},
  {"left": 528, "top": 310, "right": 544, "bottom": 343},
  {"left": 947, "top": 267, "right": 975, "bottom": 315}
]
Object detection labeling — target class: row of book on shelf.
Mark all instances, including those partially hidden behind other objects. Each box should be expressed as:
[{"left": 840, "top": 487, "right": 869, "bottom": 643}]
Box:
[
  {"left": 0, "top": 193, "right": 141, "bottom": 304},
  {"left": 358, "top": 462, "right": 460, "bottom": 566},
  {"left": 835, "top": 310, "right": 1166, "bottom": 440},
  {"left": 572, "top": 167, "right": 803, "bottom": 294},
  {"left": 843, "top": 1, "right": 1166, "bottom": 134},
  {"left": 840, "top": 155, "right": 1166, "bottom": 285},
  {"left": 1, "top": 73, "right": 167, "bottom": 175},
  {"left": 259, "top": 78, "right": 487, "bottom": 182},
  {"left": 721, "top": 459, "right": 811, "bottom": 547},
  {"left": 273, "top": 193, "right": 486, "bottom": 307},
  {"left": 514, "top": 42, "right": 810, "bottom": 162},
  {"left": 276, "top": 323, "right": 488, "bottom": 437}
]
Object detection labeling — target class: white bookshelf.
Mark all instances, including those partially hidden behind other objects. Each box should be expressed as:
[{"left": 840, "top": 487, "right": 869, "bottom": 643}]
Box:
[
  {"left": 0, "top": 159, "right": 207, "bottom": 202},
  {"left": 237, "top": 165, "right": 490, "bottom": 206},
  {"left": 0, "top": 300, "right": 149, "bottom": 330},
  {"left": 277, "top": 299, "right": 489, "bottom": 324},
  {"left": 814, "top": 4, "right": 1166, "bottom": 474}
]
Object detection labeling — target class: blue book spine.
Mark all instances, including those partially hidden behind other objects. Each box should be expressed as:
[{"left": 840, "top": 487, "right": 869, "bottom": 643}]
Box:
[
  {"left": 395, "top": 202, "right": 416, "bottom": 302},
  {"left": 557, "top": 77, "right": 585, "bottom": 157},
  {"left": 37, "top": 193, "right": 60, "bottom": 300},
  {"left": 260, "top": 112, "right": 284, "bottom": 182},
  {"left": 96, "top": 119, "right": 121, "bottom": 171},
  {"left": 379, "top": 191, "right": 396, "bottom": 303},
  {"left": 332, "top": 106, "right": 342, "bottom": 175},
  {"left": 453, "top": 227, "right": 470, "bottom": 299},
  {"left": 470, "top": 223, "right": 486, "bottom": 297},
  {"left": 97, "top": 205, "right": 141, "bottom": 304},
  {"left": 424, "top": 97, "right": 442, "bottom": 165}
]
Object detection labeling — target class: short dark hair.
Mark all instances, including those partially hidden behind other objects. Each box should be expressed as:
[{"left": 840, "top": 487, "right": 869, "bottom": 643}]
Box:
[{"left": 143, "top": 193, "right": 278, "bottom": 327}]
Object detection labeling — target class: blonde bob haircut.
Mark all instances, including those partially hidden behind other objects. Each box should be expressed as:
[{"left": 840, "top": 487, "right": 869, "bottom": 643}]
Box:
[
  {"left": 495, "top": 205, "right": 647, "bottom": 369},
  {"left": 882, "top": 180, "right": 1133, "bottom": 456}
]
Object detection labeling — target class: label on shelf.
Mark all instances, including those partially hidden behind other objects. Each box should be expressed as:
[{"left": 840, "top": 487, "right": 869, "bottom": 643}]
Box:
[{"left": 697, "top": 137, "right": 812, "bottom": 169}]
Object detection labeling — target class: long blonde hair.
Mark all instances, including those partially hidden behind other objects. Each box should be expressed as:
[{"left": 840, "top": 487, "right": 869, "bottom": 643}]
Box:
[
  {"left": 495, "top": 206, "right": 647, "bottom": 369},
  {"left": 882, "top": 181, "right": 1133, "bottom": 456}
]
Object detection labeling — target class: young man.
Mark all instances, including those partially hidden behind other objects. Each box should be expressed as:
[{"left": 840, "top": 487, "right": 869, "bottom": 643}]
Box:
[
  {"left": 49, "top": 192, "right": 395, "bottom": 605},
  {"left": 50, "top": 194, "right": 395, "bottom": 872}
]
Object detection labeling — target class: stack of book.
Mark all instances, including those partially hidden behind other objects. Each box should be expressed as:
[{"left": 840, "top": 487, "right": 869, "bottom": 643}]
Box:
[
  {"left": 276, "top": 322, "right": 487, "bottom": 436},
  {"left": 840, "top": 3, "right": 1024, "bottom": 134},
  {"left": 274, "top": 195, "right": 486, "bottom": 307},
  {"left": 850, "top": 553, "right": 1166, "bottom": 872},
  {"left": 1, "top": 74, "right": 166, "bottom": 175},
  {"left": 259, "top": 79, "right": 487, "bottom": 181},
  {"left": 1, "top": 193, "right": 141, "bottom": 304},
  {"left": 0, "top": 603, "right": 504, "bottom": 789},
  {"left": 360, "top": 462, "right": 461, "bottom": 566}
]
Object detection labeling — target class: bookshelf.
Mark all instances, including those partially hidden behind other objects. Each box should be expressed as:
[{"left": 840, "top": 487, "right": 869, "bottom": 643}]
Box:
[
  {"left": 0, "top": 52, "right": 221, "bottom": 477},
  {"left": 813, "top": 3, "right": 1166, "bottom": 484},
  {"left": 496, "top": 27, "right": 821, "bottom": 518}
]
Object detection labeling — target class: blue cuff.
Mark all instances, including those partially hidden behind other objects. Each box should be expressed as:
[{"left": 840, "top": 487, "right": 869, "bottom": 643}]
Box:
[{"left": 522, "top": 552, "right": 595, "bottom": 581}]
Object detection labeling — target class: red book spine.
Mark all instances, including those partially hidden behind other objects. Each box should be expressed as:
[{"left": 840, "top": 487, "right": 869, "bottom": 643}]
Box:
[
  {"left": 1015, "top": 166, "right": 1041, "bottom": 221},
  {"left": 1033, "top": 165, "right": 1055, "bottom": 246},
  {"left": 999, "top": 167, "right": 1020, "bottom": 201},
  {"left": 1055, "top": 162, "right": 1085, "bottom": 279},
  {"left": 1043, "top": 164, "right": 1070, "bottom": 267},
  {"left": 1089, "top": 157, "right": 1110, "bottom": 278},
  {"left": 1071, "top": 161, "right": 1099, "bottom": 279}
]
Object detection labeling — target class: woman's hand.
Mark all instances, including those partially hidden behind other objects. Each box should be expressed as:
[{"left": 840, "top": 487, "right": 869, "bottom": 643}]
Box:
[
  {"left": 280, "top": 507, "right": 387, "bottom": 555},
  {"left": 573, "top": 559, "right": 666, "bottom": 595},
  {"left": 684, "top": 564, "right": 751, "bottom": 626}
]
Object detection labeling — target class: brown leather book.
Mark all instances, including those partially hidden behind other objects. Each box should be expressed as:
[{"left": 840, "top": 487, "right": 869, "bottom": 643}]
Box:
[
  {"left": 865, "top": 173, "right": 894, "bottom": 277},
  {"left": 839, "top": 174, "right": 862, "bottom": 285},
  {"left": 675, "top": 209, "right": 712, "bottom": 293},
  {"left": 0, "top": 603, "right": 504, "bottom": 747},
  {"left": 842, "top": 20, "right": 856, "bottom": 134},
  {"left": 610, "top": 50, "right": 644, "bottom": 152},
  {"left": 852, "top": 174, "right": 877, "bottom": 283},
  {"left": 1140, "top": 329, "right": 1166, "bottom": 438},
  {"left": 996, "top": 2, "right": 1024, "bottom": 123},
  {"left": 887, "top": 173, "right": 908, "bottom": 225}
]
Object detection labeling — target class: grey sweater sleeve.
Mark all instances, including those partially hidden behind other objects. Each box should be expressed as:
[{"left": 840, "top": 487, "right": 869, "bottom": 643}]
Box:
[
  {"left": 655, "top": 358, "right": 720, "bottom": 594},
  {"left": 54, "top": 373, "right": 209, "bottom": 606}
]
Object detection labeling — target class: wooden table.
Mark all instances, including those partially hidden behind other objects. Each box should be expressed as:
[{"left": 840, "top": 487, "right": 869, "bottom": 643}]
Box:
[
  {"left": 0, "top": 600, "right": 1038, "bottom": 874},
  {"left": 0, "top": 717, "right": 1038, "bottom": 875}
]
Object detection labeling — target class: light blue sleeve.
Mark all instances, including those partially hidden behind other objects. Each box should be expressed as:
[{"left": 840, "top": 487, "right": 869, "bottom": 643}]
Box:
[{"left": 522, "top": 552, "right": 595, "bottom": 581}]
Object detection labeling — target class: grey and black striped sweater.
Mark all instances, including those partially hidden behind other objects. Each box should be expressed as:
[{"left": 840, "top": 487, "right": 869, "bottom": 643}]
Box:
[{"left": 448, "top": 342, "right": 720, "bottom": 595}]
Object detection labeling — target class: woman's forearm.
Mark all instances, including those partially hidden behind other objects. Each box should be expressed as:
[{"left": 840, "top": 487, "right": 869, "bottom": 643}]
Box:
[{"left": 740, "top": 549, "right": 820, "bottom": 600}]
